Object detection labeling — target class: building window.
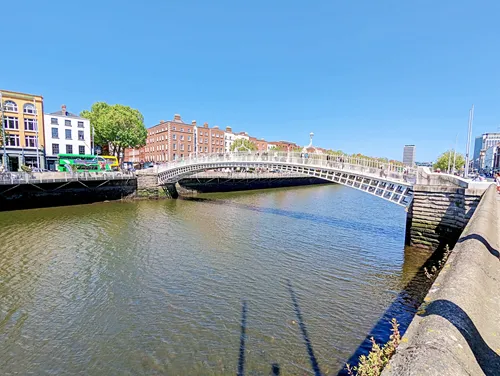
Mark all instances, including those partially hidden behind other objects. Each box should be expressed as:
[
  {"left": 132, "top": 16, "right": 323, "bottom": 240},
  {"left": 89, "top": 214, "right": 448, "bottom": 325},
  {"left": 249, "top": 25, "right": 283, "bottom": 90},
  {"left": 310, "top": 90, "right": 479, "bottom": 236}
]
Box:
[
  {"left": 78, "top": 130, "right": 84, "bottom": 140},
  {"left": 199, "top": 139, "right": 203, "bottom": 144},
  {"left": 3, "top": 116, "right": 19, "bottom": 129},
  {"left": 66, "top": 145, "right": 73, "bottom": 154},
  {"left": 51, "top": 117, "right": 58, "bottom": 124},
  {"left": 173, "top": 143, "right": 177, "bottom": 150},
  {"left": 172, "top": 126, "right": 176, "bottom": 131},
  {"left": 23, "top": 103, "right": 37, "bottom": 114},
  {"left": 188, "top": 136, "right": 191, "bottom": 141},
  {"left": 51, "top": 127, "right": 59, "bottom": 139},
  {"left": 79, "top": 146, "right": 85, "bottom": 155},
  {"left": 173, "top": 134, "right": 177, "bottom": 140},
  {"left": 52, "top": 144, "right": 59, "bottom": 155},
  {"left": 5, "top": 134, "right": 20, "bottom": 146},
  {"left": 25, "top": 136, "right": 37, "bottom": 148},
  {"left": 204, "top": 146, "right": 208, "bottom": 152},
  {"left": 77, "top": 121, "right": 84, "bottom": 128},
  {"left": 65, "top": 119, "right": 71, "bottom": 126},
  {"left": 205, "top": 138, "right": 208, "bottom": 144},
  {"left": 212, "top": 140, "right": 215, "bottom": 145},
  {"left": 3, "top": 100, "right": 18, "bottom": 112},
  {"left": 188, "top": 145, "right": 191, "bottom": 151},
  {"left": 180, "top": 144, "right": 184, "bottom": 151},
  {"left": 24, "top": 118, "right": 37, "bottom": 131},
  {"left": 65, "top": 129, "right": 72, "bottom": 140},
  {"left": 180, "top": 128, "right": 184, "bottom": 132}
]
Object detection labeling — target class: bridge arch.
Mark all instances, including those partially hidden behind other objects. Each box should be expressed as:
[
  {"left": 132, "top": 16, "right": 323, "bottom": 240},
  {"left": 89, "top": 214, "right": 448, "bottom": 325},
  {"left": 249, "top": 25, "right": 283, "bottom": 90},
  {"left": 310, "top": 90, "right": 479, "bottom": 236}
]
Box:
[{"left": 157, "top": 152, "right": 415, "bottom": 207}]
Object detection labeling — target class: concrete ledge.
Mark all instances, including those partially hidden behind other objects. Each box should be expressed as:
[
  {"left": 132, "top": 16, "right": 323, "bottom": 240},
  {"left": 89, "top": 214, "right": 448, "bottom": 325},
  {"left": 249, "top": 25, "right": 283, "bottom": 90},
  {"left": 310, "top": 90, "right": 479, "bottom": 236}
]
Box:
[{"left": 384, "top": 185, "right": 500, "bottom": 375}]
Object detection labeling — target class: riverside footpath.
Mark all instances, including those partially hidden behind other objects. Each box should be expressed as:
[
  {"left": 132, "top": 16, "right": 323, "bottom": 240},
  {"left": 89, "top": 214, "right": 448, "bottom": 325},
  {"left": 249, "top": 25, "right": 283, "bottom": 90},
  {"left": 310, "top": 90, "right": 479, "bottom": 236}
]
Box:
[{"left": 382, "top": 184, "right": 500, "bottom": 376}]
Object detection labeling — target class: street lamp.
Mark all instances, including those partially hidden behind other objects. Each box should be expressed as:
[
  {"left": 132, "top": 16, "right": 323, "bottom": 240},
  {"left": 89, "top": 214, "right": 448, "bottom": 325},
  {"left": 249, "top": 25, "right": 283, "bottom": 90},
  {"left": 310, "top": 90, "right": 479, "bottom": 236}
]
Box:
[
  {"left": 0, "top": 92, "right": 7, "bottom": 170},
  {"left": 302, "top": 132, "right": 314, "bottom": 153}
]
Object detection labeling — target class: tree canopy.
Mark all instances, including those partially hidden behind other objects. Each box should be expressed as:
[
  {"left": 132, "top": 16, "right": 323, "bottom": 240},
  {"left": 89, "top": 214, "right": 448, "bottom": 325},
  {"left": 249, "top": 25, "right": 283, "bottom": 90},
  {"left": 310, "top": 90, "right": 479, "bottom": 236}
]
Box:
[
  {"left": 433, "top": 150, "right": 465, "bottom": 172},
  {"left": 80, "top": 102, "right": 147, "bottom": 160},
  {"left": 230, "top": 138, "right": 257, "bottom": 152}
]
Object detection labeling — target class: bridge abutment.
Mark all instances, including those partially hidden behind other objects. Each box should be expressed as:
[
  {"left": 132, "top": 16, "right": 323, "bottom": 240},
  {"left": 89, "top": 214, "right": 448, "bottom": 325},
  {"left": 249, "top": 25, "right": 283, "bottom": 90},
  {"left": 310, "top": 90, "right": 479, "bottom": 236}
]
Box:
[
  {"left": 405, "top": 167, "right": 491, "bottom": 251},
  {"left": 405, "top": 185, "right": 482, "bottom": 250}
]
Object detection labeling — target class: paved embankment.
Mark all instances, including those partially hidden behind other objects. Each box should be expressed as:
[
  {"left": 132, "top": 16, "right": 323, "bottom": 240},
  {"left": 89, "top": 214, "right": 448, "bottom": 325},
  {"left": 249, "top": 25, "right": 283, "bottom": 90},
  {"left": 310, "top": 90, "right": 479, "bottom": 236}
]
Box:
[{"left": 383, "top": 184, "right": 500, "bottom": 375}]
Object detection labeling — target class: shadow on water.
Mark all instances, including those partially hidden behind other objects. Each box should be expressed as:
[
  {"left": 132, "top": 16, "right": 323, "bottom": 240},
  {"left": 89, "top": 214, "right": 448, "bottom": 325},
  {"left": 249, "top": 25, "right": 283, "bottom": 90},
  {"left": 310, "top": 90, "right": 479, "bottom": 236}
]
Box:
[
  {"left": 237, "top": 300, "right": 247, "bottom": 376},
  {"left": 336, "top": 246, "right": 446, "bottom": 375},
  {"left": 419, "top": 299, "right": 500, "bottom": 375},
  {"left": 180, "top": 196, "right": 401, "bottom": 238},
  {"left": 287, "top": 280, "right": 322, "bottom": 376},
  {"left": 237, "top": 283, "right": 321, "bottom": 376}
]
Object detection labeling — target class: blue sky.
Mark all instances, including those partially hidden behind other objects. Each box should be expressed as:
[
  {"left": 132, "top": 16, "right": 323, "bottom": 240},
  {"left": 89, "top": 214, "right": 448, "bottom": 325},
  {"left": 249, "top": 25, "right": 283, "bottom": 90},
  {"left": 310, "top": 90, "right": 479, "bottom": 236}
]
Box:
[{"left": 2, "top": 0, "right": 499, "bottom": 161}]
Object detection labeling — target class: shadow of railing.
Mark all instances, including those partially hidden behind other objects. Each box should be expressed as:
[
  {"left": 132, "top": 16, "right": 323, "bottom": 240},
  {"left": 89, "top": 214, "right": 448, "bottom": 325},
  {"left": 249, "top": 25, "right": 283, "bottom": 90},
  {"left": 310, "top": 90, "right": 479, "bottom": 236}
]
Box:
[{"left": 419, "top": 299, "right": 500, "bottom": 375}]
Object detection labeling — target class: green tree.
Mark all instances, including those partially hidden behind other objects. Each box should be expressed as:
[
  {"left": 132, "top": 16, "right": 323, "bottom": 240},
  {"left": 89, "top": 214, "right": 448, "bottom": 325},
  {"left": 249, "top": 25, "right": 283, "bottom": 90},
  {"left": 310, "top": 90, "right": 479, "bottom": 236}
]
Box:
[
  {"left": 433, "top": 150, "right": 465, "bottom": 172},
  {"left": 80, "top": 102, "right": 147, "bottom": 161},
  {"left": 230, "top": 138, "right": 257, "bottom": 152}
]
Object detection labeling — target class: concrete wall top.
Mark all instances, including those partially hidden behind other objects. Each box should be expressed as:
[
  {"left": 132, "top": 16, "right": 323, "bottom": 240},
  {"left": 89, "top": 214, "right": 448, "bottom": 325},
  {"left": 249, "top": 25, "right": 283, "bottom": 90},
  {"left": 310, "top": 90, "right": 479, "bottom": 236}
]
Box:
[
  {"left": 383, "top": 184, "right": 500, "bottom": 375},
  {"left": 416, "top": 167, "right": 470, "bottom": 188}
]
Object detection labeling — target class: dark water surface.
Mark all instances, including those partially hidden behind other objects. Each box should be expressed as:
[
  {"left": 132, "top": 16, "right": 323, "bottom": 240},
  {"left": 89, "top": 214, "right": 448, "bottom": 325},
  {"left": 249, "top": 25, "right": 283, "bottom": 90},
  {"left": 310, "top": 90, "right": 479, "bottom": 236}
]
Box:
[{"left": 0, "top": 185, "right": 430, "bottom": 375}]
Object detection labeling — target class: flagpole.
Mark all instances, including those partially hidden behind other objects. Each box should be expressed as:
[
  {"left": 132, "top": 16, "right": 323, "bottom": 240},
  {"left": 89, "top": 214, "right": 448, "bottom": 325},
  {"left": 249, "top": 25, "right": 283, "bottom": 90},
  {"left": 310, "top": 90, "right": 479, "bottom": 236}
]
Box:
[{"left": 465, "top": 105, "right": 474, "bottom": 177}]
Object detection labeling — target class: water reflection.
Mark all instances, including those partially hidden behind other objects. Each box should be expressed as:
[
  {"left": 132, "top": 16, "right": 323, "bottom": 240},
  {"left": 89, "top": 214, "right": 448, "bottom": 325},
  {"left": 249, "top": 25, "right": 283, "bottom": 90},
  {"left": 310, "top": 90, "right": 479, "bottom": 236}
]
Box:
[{"left": 0, "top": 185, "right": 430, "bottom": 375}]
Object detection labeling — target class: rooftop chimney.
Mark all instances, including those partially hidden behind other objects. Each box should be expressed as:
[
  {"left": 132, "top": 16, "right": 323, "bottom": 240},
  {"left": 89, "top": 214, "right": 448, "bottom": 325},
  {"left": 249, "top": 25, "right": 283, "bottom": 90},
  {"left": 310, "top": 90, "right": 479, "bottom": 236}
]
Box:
[
  {"left": 213, "top": 125, "right": 219, "bottom": 129},
  {"left": 61, "top": 104, "right": 67, "bottom": 115},
  {"left": 160, "top": 119, "right": 165, "bottom": 123},
  {"left": 192, "top": 120, "right": 197, "bottom": 126},
  {"left": 173, "top": 114, "right": 182, "bottom": 122},
  {"left": 226, "top": 126, "right": 232, "bottom": 133},
  {"left": 203, "top": 122, "right": 208, "bottom": 128}
]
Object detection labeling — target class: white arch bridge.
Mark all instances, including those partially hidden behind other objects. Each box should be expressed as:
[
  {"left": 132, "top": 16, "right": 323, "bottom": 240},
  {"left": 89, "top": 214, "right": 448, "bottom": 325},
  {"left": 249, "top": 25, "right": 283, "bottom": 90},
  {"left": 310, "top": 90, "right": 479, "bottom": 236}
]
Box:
[{"left": 157, "top": 152, "right": 417, "bottom": 207}]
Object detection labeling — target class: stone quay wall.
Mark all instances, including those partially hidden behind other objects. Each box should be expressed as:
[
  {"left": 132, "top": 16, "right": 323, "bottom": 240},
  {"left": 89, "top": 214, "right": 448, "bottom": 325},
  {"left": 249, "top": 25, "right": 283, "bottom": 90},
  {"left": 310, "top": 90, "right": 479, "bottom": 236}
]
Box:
[
  {"left": 406, "top": 186, "right": 483, "bottom": 251},
  {"left": 383, "top": 184, "right": 500, "bottom": 376}
]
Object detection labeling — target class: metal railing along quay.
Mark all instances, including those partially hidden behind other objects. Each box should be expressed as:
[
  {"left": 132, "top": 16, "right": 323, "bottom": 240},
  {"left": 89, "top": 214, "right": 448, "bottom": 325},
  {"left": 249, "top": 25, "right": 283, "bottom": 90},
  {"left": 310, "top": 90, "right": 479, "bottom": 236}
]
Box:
[{"left": 0, "top": 171, "right": 135, "bottom": 185}]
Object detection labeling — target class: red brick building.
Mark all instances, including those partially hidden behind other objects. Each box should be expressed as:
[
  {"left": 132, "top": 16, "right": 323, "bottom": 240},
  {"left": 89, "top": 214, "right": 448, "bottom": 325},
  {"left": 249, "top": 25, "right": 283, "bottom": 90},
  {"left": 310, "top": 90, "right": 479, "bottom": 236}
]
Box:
[
  {"left": 196, "top": 123, "right": 225, "bottom": 154},
  {"left": 123, "top": 146, "right": 145, "bottom": 163},
  {"left": 268, "top": 140, "right": 300, "bottom": 151},
  {"left": 248, "top": 136, "right": 268, "bottom": 152},
  {"left": 124, "top": 114, "right": 230, "bottom": 163}
]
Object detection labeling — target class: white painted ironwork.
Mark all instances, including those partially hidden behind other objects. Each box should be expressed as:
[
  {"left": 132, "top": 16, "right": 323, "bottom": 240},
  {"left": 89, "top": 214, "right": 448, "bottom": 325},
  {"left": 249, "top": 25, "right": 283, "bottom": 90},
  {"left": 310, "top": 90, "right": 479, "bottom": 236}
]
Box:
[{"left": 157, "top": 152, "right": 416, "bottom": 207}]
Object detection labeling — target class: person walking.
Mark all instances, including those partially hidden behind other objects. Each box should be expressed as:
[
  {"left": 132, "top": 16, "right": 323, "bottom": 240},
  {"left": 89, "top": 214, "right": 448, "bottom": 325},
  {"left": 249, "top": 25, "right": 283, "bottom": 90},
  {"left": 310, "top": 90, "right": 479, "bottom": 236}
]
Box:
[{"left": 495, "top": 173, "right": 500, "bottom": 193}]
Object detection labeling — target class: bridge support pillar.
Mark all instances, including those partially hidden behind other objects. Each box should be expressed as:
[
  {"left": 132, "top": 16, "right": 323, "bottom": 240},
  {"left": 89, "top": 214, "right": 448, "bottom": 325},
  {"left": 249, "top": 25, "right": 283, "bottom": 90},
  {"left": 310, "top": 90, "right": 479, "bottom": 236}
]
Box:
[
  {"left": 405, "top": 185, "right": 482, "bottom": 251},
  {"left": 162, "top": 183, "right": 179, "bottom": 199}
]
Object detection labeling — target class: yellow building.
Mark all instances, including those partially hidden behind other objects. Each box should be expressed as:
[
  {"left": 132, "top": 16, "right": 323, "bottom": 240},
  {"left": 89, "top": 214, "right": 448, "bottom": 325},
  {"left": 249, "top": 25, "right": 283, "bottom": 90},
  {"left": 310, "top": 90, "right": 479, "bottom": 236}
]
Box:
[{"left": 0, "top": 89, "right": 45, "bottom": 170}]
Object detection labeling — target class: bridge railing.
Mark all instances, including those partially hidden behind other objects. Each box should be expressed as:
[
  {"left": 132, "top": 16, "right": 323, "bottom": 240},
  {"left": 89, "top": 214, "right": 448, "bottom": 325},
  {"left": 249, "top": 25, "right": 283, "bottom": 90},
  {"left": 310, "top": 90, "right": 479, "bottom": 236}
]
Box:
[{"left": 157, "top": 152, "right": 416, "bottom": 184}]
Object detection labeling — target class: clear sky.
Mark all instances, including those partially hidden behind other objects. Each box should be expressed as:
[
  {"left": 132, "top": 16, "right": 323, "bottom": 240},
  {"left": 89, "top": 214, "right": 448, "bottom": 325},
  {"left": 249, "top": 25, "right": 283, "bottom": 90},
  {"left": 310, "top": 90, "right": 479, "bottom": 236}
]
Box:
[{"left": 2, "top": 0, "right": 499, "bottom": 161}]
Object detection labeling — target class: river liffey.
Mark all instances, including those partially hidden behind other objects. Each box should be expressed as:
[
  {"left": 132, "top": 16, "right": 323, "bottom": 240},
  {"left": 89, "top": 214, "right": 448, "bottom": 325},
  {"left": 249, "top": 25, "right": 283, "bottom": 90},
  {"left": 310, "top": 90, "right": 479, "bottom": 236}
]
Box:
[{"left": 0, "top": 184, "right": 431, "bottom": 375}]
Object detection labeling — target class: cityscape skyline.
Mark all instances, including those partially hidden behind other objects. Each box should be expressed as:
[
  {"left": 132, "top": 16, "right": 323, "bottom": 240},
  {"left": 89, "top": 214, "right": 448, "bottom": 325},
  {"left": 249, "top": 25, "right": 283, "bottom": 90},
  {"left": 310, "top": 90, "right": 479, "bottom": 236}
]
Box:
[{"left": 3, "top": 1, "right": 500, "bottom": 162}]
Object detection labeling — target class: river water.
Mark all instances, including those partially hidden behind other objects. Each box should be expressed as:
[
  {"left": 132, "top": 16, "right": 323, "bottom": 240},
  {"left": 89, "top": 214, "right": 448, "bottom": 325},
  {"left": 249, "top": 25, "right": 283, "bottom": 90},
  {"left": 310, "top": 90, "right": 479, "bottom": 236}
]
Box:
[{"left": 0, "top": 184, "right": 430, "bottom": 375}]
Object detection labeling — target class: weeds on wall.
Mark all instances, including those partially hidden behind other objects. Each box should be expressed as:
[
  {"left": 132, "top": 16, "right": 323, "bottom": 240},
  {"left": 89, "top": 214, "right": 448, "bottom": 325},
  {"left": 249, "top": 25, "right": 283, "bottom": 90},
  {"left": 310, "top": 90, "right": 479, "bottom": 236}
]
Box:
[{"left": 345, "top": 318, "right": 401, "bottom": 376}]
